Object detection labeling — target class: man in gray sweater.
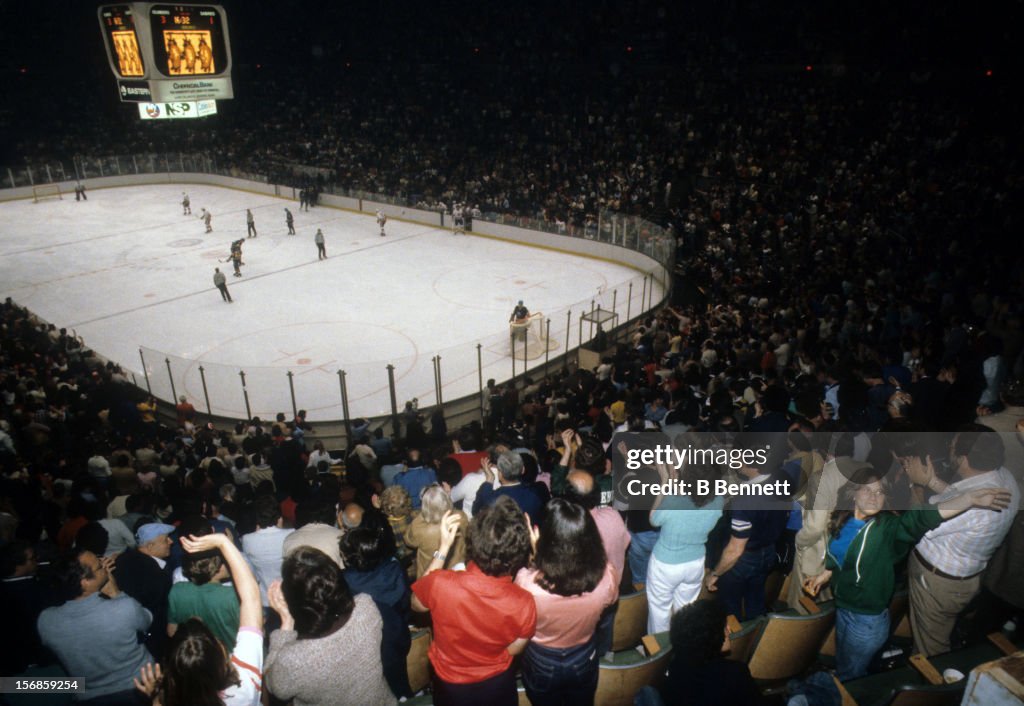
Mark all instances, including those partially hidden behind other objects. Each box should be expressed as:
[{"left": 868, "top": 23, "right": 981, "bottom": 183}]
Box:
[
  {"left": 213, "top": 267, "right": 232, "bottom": 302},
  {"left": 37, "top": 549, "right": 152, "bottom": 704}
]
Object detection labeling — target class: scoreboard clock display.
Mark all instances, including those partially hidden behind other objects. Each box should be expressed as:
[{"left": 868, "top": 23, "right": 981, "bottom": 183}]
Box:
[
  {"left": 99, "top": 5, "right": 146, "bottom": 77},
  {"left": 149, "top": 5, "right": 230, "bottom": 77}
]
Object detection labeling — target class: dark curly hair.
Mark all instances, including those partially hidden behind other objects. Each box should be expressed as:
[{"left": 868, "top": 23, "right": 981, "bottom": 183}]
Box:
[
  {"left": 281, "top": 547, "right": 355, "bottom": 638},
  {"left": 466, "top": 495, "right": 531, "bottom": 578},
  {"left": 669, "top": 599, "right": 727, "bottom": 664},
  {"left": 339, "top": 526, "right": 392, "bottom": 572},
  {"left": 534, "top": 498, "right": 607, "bottom": 596}
]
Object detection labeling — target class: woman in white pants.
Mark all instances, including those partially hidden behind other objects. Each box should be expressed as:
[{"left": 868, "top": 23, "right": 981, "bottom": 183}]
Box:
[{"left": 646, "top": 457, "right": 725, "bottom": 634}]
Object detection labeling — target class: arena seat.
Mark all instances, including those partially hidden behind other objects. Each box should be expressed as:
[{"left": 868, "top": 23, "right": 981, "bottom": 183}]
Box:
[
  {"left": 407, "top": 627, "right": 432, "bottom": 694},
  {"left": 746, "top": 605, "right": 835, "bottom": 689},
  {"left": 595, "top": 638, "right": 673, "bottom": 706},
  {"left": 610, "top": 590, "right": 649, "bottom": 652}
]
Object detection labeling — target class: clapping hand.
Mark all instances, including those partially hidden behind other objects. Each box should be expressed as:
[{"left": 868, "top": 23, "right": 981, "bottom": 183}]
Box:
[
  {"left": 134, "top": 662, "right": 162, "bottom": 699},
  {"left": 438, "top": 511, "right": 461, "bottom": 554}
]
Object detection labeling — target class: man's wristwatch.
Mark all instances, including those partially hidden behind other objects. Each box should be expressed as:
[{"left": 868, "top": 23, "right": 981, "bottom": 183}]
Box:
[{"left": 433, "top": 550, "right": 447, "bottom": 561}]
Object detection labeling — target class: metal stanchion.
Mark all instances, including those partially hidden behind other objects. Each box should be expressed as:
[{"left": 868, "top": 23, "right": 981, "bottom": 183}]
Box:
[
  {"left": 286, "top": 371, "right": 297, "bottom": 419},
  {"left": 198, "top": 366, "right": 212, "bottom": 416},
  {"left": 386, "top": 364, "right": 400, "bottom": 439},
  {"left": 139, "top": 349, "right": 151, "bottom": 394},
  {"left": 165, "top": 358, "right": 177, "bottom": 403},
  {"left": 240, "top": 371, "right": 252, "bottom": 420},
  {"left": 338, "top": 370, "right": 351, "bottom": 441}
]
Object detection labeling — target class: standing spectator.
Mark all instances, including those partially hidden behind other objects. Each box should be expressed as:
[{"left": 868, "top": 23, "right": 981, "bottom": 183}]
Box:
[
  {"left": 1, "top": 540, "right": 56, "bottom": 676},
  {"left": 515, "top": 499, "right": 617, "bottom": 706},
  {"left": 473, "top": 451, "right": 549, "bottom": 526},
  {"left": 265, "top": 547, "right": 396, "bottom": 706},
  {"left": 906, "top": 425, "right": 1020, "bottom": 656},
  {"left": 378, "top": 485, "right": 416, "bottom": 576},
  {"left": 646, "top": 457, "right": 725, "bottom": 634},
  {"left": 281, "top": 496, "right": 344, "bottom": 568},
  {"left": 134, "top": 531, "right": 264, "bottom": 706},
  {"left": 393, "top": 448, "right": 437, "bottom": 510},
  {"left": 805, "top": 467, "right": 1012, "bottom": 680},
  {"left": 704, "top": 444, "right": 790, "bottom": 620},
  {"left": 242, "top": 495, "right": 294, "bottom": 606},
  {"left": 168, "top": 522, "right": 240, "bottom": 650},
  {"left": 411, "top": 497, "right": 536, "bottom": 706},
  {"left": 175, "top": 395, "right": 196, "bottom": 429},
  {"left": 342, "top": 526, "right": 414, "bottom": 700},
  {"left": 39, "top": 549, "right": 152, "bottom": 705},
  {"left": 406, "top": 484, "right": 468, "bottom": 578}
]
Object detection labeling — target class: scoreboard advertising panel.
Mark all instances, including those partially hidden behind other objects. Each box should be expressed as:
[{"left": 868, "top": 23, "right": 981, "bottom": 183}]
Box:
[{"left": 98, "top": 3, "right": 233, "bottom": 102}]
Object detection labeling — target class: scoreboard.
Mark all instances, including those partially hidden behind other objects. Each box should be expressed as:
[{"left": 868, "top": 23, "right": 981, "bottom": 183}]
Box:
[{"left": 99, "top": 3, "right": 233, "bottom": 102}]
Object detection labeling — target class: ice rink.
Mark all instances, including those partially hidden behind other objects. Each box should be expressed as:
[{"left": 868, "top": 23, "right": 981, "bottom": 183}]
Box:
[{"left": 0, "top": 184, "right": 662, "bottom": 421}]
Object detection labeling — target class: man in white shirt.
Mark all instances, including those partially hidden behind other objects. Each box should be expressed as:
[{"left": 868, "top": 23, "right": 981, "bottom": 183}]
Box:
[{"left": 906, "top": 424, "right": 1020, "bottom": 656}]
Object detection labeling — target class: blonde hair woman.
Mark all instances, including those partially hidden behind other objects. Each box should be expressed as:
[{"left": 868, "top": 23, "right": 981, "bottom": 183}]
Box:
[{"left": 405, "top": 484, "right": 468, "bottom": 577}]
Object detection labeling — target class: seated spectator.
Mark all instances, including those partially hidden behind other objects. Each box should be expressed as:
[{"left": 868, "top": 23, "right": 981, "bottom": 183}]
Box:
[
  {"left": 637, "top": 600, "right": 767, "bottom": 706},
  {"left": 406, "top": 483, "right": 468, "bottom": 578},
  {"left": 168, "top": 521, "right": 240, "bottom": 650},
  {"left": 1, "top": 540, "right": 57, "bottom": 675},
  {"left": 515, "top": 499, "right": 618, "bottom": 705},
  {"left": 411, "top": 496, "right": 537, "bottom": 706},
  {"left": 134, "top": 532, "right": 264, "bottom": 706},
  {"left": 341, "top": 526, "right": 413, "bottom": 699},
  {"left": 39, "top": 549, "right": 152, "bottom": 705},
  {"left": 114, "top": 522, "right": 174, "bottom": 657},
  {"left": 265, "top": 547, "right": 396, "bottom": 706}
]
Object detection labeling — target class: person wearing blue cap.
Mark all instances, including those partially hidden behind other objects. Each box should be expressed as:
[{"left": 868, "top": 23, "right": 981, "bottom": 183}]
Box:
[{"left": 114, "top": 523, "right": 175, "bottom": 656}]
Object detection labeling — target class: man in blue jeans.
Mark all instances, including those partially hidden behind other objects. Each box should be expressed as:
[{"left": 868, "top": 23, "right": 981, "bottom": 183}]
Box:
[{"left": 704, "top": 449, "right": 790, "bottom": 620}]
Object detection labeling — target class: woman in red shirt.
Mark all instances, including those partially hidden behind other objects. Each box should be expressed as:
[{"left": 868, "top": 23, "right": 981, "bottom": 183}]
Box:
[{"left": 411, "top": 496, "right": 535, "bottom": 706}]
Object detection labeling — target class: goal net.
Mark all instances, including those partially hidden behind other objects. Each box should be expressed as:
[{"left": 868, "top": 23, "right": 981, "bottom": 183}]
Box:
[
  {"left": 510, "top": 312, "right": 559, "bottom": 360},
  {"left": 32, "top": 184, "right": 63, "bottom": 203}
]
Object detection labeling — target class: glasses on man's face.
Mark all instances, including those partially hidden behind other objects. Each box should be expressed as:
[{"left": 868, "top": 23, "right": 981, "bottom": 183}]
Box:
[{"left": 857, "top": 487, "right": 886, "bottom": 498}]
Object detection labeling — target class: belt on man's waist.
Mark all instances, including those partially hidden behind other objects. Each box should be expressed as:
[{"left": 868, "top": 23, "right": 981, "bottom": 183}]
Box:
[{"left": 913, "top": 549, "right": 983, "bottom": 581}]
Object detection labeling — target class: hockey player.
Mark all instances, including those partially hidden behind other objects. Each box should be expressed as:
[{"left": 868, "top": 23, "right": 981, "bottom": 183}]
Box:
[
  {"left": 285, "top": 208, "right": 295, "bottom": 235},
  {"left": 246, "top": 209, "right": 257, "bottom": 238},
  {"left": 200, "top": 208, "right": 213, "bottom": 233},
  {"left": 453, "top": 203, "right": 465, "bottom": 234},
  {"left": 182, "top": 193, "right": 191, "bottom": 215},
  {"left": 229, "top": 239, "right": 244, "bottom": 276},
  {"left": 74, "top": 183, "right": 87, "bottom": 201},
  {"left": 377, "top": 210, "right": 387, "bottom": 237}
]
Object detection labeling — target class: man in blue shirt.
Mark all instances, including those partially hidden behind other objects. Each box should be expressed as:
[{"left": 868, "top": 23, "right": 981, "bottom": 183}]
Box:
[
  {"left": 473, "top": 450, "right": 549, "bottom": 525},
  {"left": 393, "top": 448, "right": 437, "bottom": 510}
]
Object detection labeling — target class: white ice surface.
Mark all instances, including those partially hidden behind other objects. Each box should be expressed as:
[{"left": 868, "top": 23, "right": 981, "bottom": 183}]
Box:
[{"left": 0, "top": 184, "right": 661, "bottom": 421}]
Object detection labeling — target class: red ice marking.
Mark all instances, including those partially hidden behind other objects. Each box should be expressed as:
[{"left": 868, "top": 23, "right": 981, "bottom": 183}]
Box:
[
  {"left": 297, "top": 357, "right": 312, "bottom": 365},
  {"left": 144, "top": 293, "right": 156, "bottom": 298}
]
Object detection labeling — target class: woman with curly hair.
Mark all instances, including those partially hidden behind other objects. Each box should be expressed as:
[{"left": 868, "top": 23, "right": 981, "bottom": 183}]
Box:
[
  {"left": 378, "top": 484, "right": 416, "bottom": 577},
  {"left": 411, "top": 496, "right": 536, "bottom": 706},
  {"left": 515, "top": 498, "right": 618, "bottom": 706},
  {"left": 264, "top": 547, "right": 395, "bottom": 705}
]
